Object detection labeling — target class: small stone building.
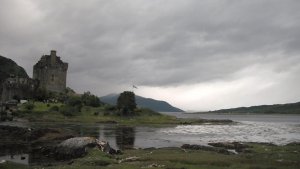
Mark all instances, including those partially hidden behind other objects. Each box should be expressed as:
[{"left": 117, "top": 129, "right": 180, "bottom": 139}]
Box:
[
  {"left": 1, "top": 76, "right": 38, "bottom": 101},
  {"left": 33, "top": 50, "right": 68, "bottom": 93}
]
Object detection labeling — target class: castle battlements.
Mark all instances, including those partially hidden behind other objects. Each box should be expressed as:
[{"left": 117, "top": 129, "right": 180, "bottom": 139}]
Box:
[{"left": 33, "top": 50, "right": 68, "bottom": 93}]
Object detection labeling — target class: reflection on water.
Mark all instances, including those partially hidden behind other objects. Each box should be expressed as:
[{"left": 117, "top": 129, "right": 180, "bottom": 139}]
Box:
[
  {"left": 0, "top": 143, "right": 58, "bottom": 165},
  {"left": 98, "top": 125, "right": 136, "bottom": 150},
  {"left": 0, "top": 143, "right": 30, "bottom": 165},
  {"left": 0, "top": 154, "right": 29, "bottom": 165},
  {"left": 115, "top": 127, "right": 135, "bottom": 149}
]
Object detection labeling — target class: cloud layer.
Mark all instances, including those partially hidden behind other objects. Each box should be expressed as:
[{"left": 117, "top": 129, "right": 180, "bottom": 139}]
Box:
[{"left": 1, "top": 0, "right": 300, "bottom": 110}]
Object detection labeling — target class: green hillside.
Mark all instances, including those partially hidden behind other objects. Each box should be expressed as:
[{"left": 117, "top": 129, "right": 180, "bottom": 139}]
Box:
[
  {"left": 204, "top": 102, "right": 300, "bottom": 114},
  {"left": 0, "top": 55, "right": 29, "bottom": 84}
]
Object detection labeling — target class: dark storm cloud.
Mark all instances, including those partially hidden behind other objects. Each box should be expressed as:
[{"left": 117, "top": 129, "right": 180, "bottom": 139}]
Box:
[{"left": 0, "top": 0, "right": 300, "bottom": 97}]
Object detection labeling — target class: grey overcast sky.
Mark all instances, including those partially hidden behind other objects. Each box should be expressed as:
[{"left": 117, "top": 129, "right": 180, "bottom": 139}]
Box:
[{"left": 1, "top": 0, "right": 300, "bottom": 111}]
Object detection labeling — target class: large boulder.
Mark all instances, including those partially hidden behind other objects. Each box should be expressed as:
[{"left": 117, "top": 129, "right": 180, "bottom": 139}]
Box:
[
  {"left": 54, "top": 137, "right": 119, "bottom": 160},
  {"left": 55, "top": 137, "right": 97, "bottom": 160}
]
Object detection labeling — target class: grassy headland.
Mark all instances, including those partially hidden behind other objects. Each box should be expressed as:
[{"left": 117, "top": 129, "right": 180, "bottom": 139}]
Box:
[{"left": 14, "top": 102, "right": 232, "bottom": 125}]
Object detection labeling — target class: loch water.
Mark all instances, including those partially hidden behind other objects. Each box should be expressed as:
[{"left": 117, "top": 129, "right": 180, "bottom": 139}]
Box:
[{"left": 1, "top": 113, "right": 300, "bottom": 165}]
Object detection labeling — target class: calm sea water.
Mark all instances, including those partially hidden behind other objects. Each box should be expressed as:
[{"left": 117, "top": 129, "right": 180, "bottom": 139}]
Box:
[
  {"left": 1, "top": 113, "right": 300, "bottom": 164},
  {"left": 162, "top": 112, "right": 300, "bottom": 123},
  {"left": 100, "top": 113, "right": 300, "bottom": 148}
]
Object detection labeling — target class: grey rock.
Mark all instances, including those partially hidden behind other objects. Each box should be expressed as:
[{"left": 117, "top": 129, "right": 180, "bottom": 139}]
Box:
[
  {"left": 54, "top": 137, "right": 120, "bottom": 160},
  {"left": 55, "top": 137, "right": 97, "bottom": 160}
]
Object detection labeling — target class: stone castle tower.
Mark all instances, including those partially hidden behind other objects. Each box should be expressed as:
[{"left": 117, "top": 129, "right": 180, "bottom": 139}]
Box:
[{"left": 33, "top": 50, "right": 68, "bottom": 93}]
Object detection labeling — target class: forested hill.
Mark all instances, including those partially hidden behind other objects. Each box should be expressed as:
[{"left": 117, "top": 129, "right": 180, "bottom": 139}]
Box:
[
  {"left": 0, "top": 55, "right": 29, "bottom": 84},
  {"left": 100, "top": 94, "right": 184, "bottom": 112},
  {"left": 204, "top": 102, "right": 300, "bottom": 114}
]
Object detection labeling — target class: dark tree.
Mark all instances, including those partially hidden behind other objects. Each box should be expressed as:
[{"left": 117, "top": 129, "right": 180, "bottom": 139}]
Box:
[
  {"left": 66, "top": 96, "right": 82, "bottom": 112},
  {"left": 81, "top": 91, "right": 101, "bottom": 107},
  {"left": 59, "top": 95, "right": 82, "bottom": 116},
  {"left": 117, "top": 91, "right": 137, "bottom": 116},
  {"left": 33, "top": 87, "right": 50, "bottom": 101}
]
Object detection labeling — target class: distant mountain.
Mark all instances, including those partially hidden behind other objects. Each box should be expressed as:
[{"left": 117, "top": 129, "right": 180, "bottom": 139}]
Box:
[
  {"left": 0, "top": 55, "right": 29, "bottom": 84},
  {"left": 100, "top": 94, "right": 184, "bottom": 112},
  {"left": 203, "top": 102, "right": 300, "bottom": 114}
]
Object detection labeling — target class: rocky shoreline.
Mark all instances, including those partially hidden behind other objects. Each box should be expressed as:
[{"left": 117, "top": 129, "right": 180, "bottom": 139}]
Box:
[
  {"left": 0, "top": 123, "right": 299, "bottom": 169},
  {"left": 1, "top": 124, "right": 299, "bottom": 166}
]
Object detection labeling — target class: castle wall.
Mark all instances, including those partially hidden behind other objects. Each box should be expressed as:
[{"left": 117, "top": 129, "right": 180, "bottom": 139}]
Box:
[
  {"left": 33, "top": 51, "right": 68, "bottom": 93},
  {"left": 1, "top": 78, "right": 37, "bottom": 101}
]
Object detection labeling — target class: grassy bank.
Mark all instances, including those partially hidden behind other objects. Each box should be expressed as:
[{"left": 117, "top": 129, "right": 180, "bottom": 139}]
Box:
[
  {"left": 13, "top": 102, "right": 233, "bottom": 125},
  {"left": 1, "top": 143, "right": 300, "bottom": 169}
]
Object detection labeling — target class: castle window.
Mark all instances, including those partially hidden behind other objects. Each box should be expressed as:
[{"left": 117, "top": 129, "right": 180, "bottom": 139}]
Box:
[{"left": 51, "top": 74, "right": 54, "bottom": 81}]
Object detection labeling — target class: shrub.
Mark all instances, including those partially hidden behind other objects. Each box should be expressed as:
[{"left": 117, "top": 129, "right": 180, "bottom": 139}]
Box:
[
  {"left": 136, "top": 108, "right": 161, "bottom": 116},
  {"left": 33, "top": 88, "right": 50, "bottom": 101},
  {"left": 103, "top": 111, "right": 110, "bottom": 116},
  {"left": 49, "top": 105, "right": 59, "bottom": 112},
  {"left": 66, "top": 96, "right": 82, "bottom": 112},
  {"left": 104, "top": 105, "right": 117, "bottom": 111},
  {"left": 24, "top": 102, "right": 35, "bottom": 111},
  {"left": 59, "top": 105, "right": 80, "bottom": 117},
  {"left": 66, "top": 96, "right": 82, "bottom": 106},
  {"left": 81, "top": 91, "right": 102, "bottom": 107}
]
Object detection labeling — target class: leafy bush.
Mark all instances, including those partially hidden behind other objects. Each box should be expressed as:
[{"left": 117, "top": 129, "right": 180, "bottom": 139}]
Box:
[
  {"left": 81, "top": 91, "right": 102, "bottom": 107},
  {"left": 33, "top": 88, "right": 50, "bottom": 101},
  {"left": 59, "top": 105, "right": 80, "bottom": 117},
  {"left": 65, "top": 96, "right": 82, "bottom": 112},
  {"left": 104, "top": 105, "right": 117, "bottom": 111},
  {"left": 24, "top": 102, "right": 35, "bottom": 110},
  {"left": 136, "top": 108, "right": 161, "bottom": 116},
  {"left": 49, "top": 105, "right": 59, "bottom": 112},
  {"left": 66, "top": 96, "right": 82, "bottom": 107},
  {"left": 103, "top": 111, "right": 110, "bottom": 116}
]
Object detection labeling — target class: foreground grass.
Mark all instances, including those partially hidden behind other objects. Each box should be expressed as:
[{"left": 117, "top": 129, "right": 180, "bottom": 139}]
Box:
[
  {"left": 15, "top": 102, "right": 232, "bottom": 125},
  {"left": 1, "top": 143, "right": 300, "bottom": 169}
]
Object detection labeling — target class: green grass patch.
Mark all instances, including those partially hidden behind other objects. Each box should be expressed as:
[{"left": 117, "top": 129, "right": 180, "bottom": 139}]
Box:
[{"left": 1, "top": 143, "right": 300, "bottom": 169}]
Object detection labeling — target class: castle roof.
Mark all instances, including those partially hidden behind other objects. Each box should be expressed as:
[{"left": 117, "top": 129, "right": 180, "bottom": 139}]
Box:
[{"left": 34, "top": 54, "right": 68, "bottom": 68}]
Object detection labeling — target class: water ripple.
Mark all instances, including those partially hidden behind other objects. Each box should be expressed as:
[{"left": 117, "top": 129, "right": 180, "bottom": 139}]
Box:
[{"left": 159, "top": 122, "right": 300, "bottom": 145}]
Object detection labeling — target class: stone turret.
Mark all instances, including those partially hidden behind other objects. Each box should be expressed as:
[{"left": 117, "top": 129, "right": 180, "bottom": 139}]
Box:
[
  {"left": 50, "top": 50, "right": 57, "bottom": 65},
  {"left": 33, "top": 50, "right": 68, "bottom": 93}
]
